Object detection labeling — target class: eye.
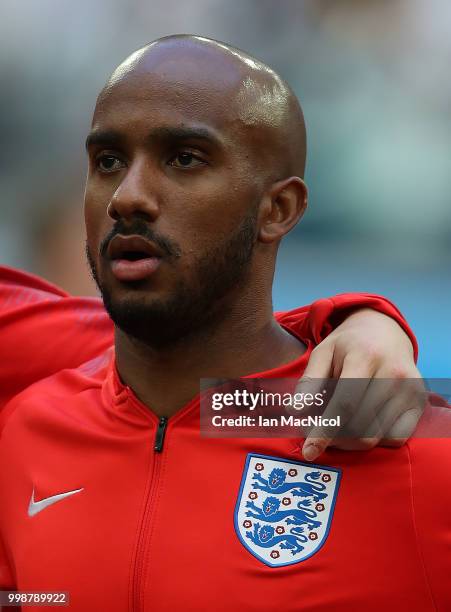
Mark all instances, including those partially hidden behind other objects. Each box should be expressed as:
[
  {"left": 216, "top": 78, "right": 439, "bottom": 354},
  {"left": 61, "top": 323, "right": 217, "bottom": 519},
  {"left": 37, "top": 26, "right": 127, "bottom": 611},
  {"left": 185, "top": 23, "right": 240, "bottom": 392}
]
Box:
[
  {"left": 95, "top": 154, "right": 125, "bottom": 173},
  {"left": 168, "top": 151, "right": 205, "bottom": 169}
]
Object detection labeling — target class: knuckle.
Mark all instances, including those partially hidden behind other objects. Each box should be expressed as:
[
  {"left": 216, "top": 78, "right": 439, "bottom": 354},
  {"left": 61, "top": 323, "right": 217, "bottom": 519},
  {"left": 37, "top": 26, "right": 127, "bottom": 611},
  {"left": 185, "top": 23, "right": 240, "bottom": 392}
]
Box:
[
  {"left": 390, "top": 366, "right": 410, "bottom": 380},
  {"left": 336, "top": 395, "right": 356, "bottom": 419},
  {"left": 363, "top": 345, "right": 384, "bottom": 366}
]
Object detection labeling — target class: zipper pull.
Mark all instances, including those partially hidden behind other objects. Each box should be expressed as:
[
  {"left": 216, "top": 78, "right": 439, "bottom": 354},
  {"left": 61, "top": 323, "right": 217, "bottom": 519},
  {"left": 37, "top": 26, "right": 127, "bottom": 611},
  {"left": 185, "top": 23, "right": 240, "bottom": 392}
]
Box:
[{"left": 154, "top": 416, "right": 168, "bottom": 452}]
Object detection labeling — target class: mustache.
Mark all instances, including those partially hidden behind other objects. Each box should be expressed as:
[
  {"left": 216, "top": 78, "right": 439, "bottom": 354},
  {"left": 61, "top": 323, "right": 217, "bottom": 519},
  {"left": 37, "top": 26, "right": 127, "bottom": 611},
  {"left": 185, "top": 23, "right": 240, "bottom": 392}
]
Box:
[{"left": 99, "top": 219, "right": 181, "bottom": 259}]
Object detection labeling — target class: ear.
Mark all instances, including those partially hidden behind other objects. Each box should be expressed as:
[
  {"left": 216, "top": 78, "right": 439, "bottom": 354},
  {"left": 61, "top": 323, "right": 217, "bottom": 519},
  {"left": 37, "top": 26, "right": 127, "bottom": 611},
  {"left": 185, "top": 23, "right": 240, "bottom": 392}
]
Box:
[{"left": 258, "top": 177, "right": 308, "bottom": 244}]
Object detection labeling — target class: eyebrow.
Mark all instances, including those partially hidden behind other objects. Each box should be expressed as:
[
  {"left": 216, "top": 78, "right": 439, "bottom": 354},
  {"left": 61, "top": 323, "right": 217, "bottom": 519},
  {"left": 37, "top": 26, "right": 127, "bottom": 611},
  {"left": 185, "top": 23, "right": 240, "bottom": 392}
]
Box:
[
  {"left": 85, "top": 129, "right": 124, "bottom": 151},
  {"left": 85, "top": 125, "right": 222, "bottom": 151}
]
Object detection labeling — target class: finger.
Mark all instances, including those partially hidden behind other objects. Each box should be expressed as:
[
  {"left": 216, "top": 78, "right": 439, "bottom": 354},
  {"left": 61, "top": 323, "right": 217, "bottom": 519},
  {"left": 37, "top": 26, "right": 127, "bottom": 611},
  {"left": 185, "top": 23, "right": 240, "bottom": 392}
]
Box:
[
  {"left": 359, "top": 376, "right": 426, "bottom": 441},
  {"left": 294, "top": 343, "right": 334, "bottom": 399},
  {"left": 333, "top": 381, "right": 426, "bottom": 450},
  {"left": 303, "top": 375, "right": 371, "bottom": 459},
  {"left": 332, "top": 388, "right": 409, "bottom": 451},
  {"left": 334, "top": 377, "right": 398, "bottom": 444},
  {"left": 302, "top": 381, "right": 369, "bottom": 460},
  {"left": 302, "top": 359, "right": 371, "bottom": 460},
  {"left": 379, "top": 407, "right": 424, "bottom": 446}
]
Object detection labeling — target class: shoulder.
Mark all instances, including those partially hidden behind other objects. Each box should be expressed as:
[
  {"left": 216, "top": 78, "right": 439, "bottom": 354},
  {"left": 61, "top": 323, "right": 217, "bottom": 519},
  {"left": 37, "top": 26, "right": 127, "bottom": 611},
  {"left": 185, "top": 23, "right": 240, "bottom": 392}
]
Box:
[
  {"left": 0, "top": 356, "right": 110, "bottom": 439},
  {"left": 0, "top": 267, "right": 113, "bottom": 407},
  {"left": 0, "top": 264, "right": 106, "bottom": 317},
  {"left": 0, "top": 264, "right": 69, "bottom": 300}
]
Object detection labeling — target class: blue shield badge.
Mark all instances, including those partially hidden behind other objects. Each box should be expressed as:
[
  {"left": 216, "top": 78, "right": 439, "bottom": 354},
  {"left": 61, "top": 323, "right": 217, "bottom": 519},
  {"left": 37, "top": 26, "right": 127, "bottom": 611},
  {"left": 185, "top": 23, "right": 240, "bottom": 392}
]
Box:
[{"left": 235, "top": 454, "right": 341, "bottom": 567}]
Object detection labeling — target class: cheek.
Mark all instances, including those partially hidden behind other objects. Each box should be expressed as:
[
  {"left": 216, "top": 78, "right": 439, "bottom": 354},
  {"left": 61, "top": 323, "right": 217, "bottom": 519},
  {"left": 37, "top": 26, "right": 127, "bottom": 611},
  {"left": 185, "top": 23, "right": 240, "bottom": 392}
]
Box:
[
  {"left": 174, "top": 179, "right": 257, "bottom": 240},
  {"left": 83, "top": 189, "right": 110, "bottom": 253},
  {"left": 172, "top": 211, "right": 226, "bottom": 258}
]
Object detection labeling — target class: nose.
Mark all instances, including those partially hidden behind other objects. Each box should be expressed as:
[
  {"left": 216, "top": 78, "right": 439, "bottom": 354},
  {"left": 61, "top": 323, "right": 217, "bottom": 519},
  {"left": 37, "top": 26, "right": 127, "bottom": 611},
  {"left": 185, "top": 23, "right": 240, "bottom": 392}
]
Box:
[{"left": 107, "top": 157, "right": 160, "bottom": 222}]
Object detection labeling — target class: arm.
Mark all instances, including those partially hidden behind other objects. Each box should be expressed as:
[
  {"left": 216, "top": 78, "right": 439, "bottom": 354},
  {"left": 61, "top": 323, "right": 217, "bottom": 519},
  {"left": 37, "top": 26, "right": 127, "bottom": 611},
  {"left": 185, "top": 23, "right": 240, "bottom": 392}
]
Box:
[
  {"left": 293, "top": 303, "right": 423, "bottom": 460},
  {"left": 0, "top": 266, "right": 113, "bottom": 407},
  {"left": 279, "top": 292, "right": 417, "bottom": 360}
]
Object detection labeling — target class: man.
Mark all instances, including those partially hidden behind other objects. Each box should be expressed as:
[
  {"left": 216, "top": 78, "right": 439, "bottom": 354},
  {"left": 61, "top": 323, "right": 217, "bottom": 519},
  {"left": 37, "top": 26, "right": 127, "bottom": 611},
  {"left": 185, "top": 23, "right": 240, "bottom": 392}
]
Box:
[{"left": 1, "top": 35, "right": 447, "bottom": 611}]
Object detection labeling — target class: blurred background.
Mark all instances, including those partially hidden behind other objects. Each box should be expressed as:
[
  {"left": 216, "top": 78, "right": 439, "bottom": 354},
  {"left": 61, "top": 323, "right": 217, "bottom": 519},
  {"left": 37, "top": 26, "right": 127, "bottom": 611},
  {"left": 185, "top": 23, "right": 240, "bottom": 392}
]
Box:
[{"left": 0, "top": 0, "right": 449, "bottom": 375}]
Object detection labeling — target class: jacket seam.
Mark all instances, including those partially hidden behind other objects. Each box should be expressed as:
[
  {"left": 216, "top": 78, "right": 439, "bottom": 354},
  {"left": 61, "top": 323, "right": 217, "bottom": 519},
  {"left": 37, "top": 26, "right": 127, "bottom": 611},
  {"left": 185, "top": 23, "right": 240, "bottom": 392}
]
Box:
[{"left": 406, "top": 443, "right": 437, "bottom": 611}]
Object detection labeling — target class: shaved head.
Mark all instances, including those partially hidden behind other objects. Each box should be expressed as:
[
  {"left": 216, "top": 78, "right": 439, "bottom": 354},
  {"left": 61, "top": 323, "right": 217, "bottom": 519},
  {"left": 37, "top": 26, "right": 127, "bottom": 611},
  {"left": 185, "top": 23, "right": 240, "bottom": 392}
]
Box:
[
  {"left": 85, "top": 34, "right": 308, "bottom": 348},
  {"left": 99, "top": 34, "right": 307, "bottom": 179}
]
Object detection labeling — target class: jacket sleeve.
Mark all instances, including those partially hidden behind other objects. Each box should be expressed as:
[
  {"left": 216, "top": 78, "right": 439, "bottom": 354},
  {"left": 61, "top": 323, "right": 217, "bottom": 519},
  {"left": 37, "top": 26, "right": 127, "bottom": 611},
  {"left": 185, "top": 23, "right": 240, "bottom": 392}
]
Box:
[
  {"left": 0, "top": 266, "right": 114, "bottom": 408},
  {"left": 276, "top": 292, "right": 418, "bottom": 361}
]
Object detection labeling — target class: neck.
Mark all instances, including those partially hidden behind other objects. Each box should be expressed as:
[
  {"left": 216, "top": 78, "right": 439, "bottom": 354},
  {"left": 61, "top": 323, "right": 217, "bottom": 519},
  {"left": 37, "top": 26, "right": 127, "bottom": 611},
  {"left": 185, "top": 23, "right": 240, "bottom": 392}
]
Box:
[{"left": 114, "top": 290, "right": 306, "bottom": 417}]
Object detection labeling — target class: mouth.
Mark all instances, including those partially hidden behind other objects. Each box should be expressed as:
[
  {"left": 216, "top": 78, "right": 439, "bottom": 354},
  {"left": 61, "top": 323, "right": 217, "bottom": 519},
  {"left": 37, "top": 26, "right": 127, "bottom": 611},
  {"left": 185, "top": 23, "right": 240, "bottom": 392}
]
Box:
[{"left": 106, "top": 235, "right": 163, "bottom": 282}]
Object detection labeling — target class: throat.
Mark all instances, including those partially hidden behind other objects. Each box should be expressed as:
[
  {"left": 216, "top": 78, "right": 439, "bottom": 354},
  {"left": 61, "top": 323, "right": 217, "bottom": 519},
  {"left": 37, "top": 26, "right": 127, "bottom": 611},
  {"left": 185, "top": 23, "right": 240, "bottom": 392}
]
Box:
[{"left": 114, "top": 319, "right": 306, "bottom": 418}]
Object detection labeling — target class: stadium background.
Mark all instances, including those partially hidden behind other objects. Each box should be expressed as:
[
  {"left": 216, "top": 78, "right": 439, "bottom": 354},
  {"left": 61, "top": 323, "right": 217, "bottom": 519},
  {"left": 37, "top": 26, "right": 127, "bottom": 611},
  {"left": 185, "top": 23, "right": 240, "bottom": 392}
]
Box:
[{"left": 0, "top": 0, "right": 449, "bottom": 375}]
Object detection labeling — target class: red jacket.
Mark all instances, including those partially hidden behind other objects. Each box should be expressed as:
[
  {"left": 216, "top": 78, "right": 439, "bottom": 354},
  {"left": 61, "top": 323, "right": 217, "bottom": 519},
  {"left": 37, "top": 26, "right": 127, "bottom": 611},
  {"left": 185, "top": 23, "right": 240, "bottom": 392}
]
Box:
[{"left": 5, "top": 267, "right": 449, "bottom": 612}]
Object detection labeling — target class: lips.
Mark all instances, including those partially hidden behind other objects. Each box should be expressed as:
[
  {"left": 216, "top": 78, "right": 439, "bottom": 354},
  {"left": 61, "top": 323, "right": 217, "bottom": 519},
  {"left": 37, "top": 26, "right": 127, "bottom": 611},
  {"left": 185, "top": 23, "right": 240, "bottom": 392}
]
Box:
[
  {"left": 107, "top": 235, "right": 163, "bottom": 260},
  {"left": 107, "top": 234, "right": 162, "bottom": 282}
]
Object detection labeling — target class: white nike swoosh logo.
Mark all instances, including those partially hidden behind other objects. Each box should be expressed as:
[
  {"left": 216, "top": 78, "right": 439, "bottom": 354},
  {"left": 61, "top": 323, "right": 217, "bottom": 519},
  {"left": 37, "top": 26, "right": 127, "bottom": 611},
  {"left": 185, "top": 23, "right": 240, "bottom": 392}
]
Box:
[{"left": 28, "top": 487, "right": 84, "bottom": 517}]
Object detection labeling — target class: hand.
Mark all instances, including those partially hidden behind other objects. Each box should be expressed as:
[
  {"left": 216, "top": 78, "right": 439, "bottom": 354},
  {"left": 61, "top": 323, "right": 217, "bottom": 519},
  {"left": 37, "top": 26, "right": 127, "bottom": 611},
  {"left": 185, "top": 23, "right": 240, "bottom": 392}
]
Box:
[{"left": 296, "top": 308, "right": 425, "bottom": 461}]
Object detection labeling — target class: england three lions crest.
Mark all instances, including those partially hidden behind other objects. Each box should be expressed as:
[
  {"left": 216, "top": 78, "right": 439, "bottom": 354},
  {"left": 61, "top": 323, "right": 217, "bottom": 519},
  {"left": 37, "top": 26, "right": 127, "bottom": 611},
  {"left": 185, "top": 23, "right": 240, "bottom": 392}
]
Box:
[{"left": 235, "top": 454, "right": 341, "bottom": 567}]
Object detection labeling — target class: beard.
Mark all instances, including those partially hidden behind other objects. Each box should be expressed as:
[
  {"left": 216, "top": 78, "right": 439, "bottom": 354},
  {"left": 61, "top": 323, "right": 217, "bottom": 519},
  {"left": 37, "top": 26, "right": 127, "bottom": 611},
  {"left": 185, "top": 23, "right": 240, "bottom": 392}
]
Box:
[{"left": 86, "top": 212, "right": 258, "bottom": 349}]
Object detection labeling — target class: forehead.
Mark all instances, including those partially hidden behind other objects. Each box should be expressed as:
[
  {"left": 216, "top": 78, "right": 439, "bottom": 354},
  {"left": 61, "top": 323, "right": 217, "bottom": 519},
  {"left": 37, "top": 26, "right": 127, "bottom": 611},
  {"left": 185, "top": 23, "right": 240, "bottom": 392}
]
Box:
[
  {"left": 92, "top": 45, "right": 250, "bottom": 137},
  {"left": 94, "top": 75, "right": 235, "bottom": 134},
  {"left": 89, "top": 44, "right": 289, "bottom": 176}
]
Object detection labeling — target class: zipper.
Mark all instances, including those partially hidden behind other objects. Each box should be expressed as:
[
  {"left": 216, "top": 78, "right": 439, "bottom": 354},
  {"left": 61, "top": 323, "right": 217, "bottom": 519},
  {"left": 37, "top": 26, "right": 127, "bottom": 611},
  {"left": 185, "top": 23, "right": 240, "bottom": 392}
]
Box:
[
  {"left": 131, "top": 417, "right": 169, "bottom": 611},
  {"left": 154, "top": 417, "right": 168, "bottom": 452}
]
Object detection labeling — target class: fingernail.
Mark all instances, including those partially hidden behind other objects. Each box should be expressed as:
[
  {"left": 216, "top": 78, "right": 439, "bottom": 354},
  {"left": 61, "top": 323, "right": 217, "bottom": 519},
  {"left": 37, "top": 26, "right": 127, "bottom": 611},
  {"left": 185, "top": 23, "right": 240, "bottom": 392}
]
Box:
[{"left": 303, "top": 444, "right": 319, "bottom": 462}]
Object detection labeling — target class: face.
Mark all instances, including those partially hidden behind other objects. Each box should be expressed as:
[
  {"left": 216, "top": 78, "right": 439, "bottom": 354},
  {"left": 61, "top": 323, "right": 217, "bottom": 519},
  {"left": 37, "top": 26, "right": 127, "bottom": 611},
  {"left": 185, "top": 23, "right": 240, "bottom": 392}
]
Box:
[{"left": 84, "top": 66, "right": 266, "bottom": 348}]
